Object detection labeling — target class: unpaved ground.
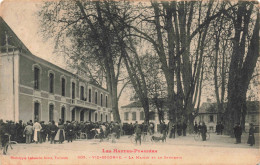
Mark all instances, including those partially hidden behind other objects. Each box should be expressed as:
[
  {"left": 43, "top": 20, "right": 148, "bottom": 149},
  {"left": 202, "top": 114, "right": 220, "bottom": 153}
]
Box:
[{"left": 0, "top": 133, "right": 259, "bottom": 165}]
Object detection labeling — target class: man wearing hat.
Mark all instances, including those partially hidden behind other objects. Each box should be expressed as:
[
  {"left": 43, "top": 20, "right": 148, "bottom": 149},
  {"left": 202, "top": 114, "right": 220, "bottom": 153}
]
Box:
[
  {"left": 66, "top": 121, "right": 74, "bottom": 143},
  {"left": 233, "top": 122, "right": 242, "bottom": 144}
]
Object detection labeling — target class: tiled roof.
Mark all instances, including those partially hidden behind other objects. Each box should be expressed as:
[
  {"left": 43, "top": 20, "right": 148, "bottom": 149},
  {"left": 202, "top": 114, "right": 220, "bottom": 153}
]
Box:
[
  {"left": 0, "top": 17, "right": 31, "bottom": 54},
  {"left": 0, "top": 17, "right": 109, "bottom": 93},
  {"left": 121, "top": 101, "right": 143, "bottom": 108},
  {"left": 199, "top": 101, "right": 259, "bottom": 113}
]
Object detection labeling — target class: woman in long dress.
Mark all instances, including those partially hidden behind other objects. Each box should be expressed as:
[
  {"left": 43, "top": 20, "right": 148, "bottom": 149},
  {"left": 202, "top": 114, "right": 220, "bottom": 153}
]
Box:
[
  {"left": 247, "top": 123, "right": 255, "bottom": 146},
  {"left": 54, "top": 122, "right": 65, "bottom": 144}
]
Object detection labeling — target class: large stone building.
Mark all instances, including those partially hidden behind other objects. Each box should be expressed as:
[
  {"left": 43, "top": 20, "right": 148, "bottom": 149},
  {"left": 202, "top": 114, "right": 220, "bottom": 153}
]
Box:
[{"left": 0, "top": 17, "right": 112, "bottom": 123}]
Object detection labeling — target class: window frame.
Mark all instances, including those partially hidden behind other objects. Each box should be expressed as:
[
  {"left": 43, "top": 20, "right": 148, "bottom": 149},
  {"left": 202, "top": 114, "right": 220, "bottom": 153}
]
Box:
[
  {"left": 88, "top": 88, "right": 92, "bottom": 103},
  {"left": 61, "top": 77, "right": 66, "bottom": 96},
  {"left": 49, "top": 72, "right": 54, "bottom": 94},
  {"left": 34, "top": 67, "right": 40, "bottom": 90},
  {"left": 49, "top": 104, "right": 54, "bottom": 122},
  {"left": 95, "top": 91, "right": 98, "bottom": 104}
]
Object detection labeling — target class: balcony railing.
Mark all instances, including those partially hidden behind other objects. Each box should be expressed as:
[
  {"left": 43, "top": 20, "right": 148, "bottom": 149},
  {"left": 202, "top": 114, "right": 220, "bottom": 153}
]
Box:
[{"left": 70, "top": 98, "right": 108, "bottom": 110}]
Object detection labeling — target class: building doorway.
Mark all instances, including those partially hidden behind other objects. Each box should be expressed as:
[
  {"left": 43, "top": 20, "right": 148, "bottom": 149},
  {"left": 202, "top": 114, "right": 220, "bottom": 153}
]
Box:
[
  {"left": 89, "top": 111, "right": 91, "bottom": 121},
  {"left": 34, "top": 102, "right": 40, "bottom": 122},
  {"left": 61, "top": 107, "right": 65, "bottom": 122},
  {"left": 72, "top": 109, "right": 75, "bottom": 121},
  {"left": 49, "top": 104, "right": 54, "bottom": 122},
  {"left": 95, "top": 113, "right": 97, "bottom": 122},
  {"left": 80, "top": 110, "right": 85, "bottom": 122}
]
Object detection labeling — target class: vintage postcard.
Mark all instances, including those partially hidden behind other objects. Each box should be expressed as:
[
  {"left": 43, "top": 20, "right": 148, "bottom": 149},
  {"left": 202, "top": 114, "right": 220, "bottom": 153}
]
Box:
[{"left": 0, "top": 0, "right": 259, "bottom": 164}]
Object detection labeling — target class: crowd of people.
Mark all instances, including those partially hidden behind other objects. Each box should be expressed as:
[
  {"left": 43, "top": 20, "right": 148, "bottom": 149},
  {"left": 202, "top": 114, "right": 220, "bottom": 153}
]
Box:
[
  {"left": 0, "top": 119, "right": 123, "bottom": 147},
  {"left": 0, "top": 118, "right": 256, "bottom": 153}
]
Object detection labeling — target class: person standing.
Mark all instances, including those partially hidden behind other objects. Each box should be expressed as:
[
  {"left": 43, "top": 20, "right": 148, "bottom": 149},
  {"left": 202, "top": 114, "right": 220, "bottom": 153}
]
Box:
[
  {"left": 115, "top": 122, "right": 121, "bottom": 139},
  {"left": 111, "top": 123, "right": 117, "bottom": 143},
  {"left": 247, "top": 123, "right": 255, "bottom": 146},
  {"left": 54, "top": 122, "right": 65, "bottom": 144},
  {"left": 220, "top": 122, "right": 224, "bottom": 135},
  {"left": 23, "top": 122, "right": 33, "bottom": 144},
  {"left": 182, "top": 122, "right": 187, "bottom": 136},
  {"left": 1, "top": 121, "right": 10, "bottom": 155},
  {"left": 46, "top": 122, "right": 52, "bottom": 142},
  {"left": 16, "top": 120, "right": 25, "bottom": 143},
  {"left": 233, "top": 123, "right": 242, "bottom": 144},
  {"left": 33, "top": 120, "right": 42, "bottom": 144},
  {"left": 169, "top": 123, "right": 176, "bottom": 139},
  {"left": 66, "top": 121, "right": 74, "bottom": 143},
  {"left": 40, "top": 121, "right": 47, "bottom": 143},
  {"left": 216, "top": 122, "right": 220, "bottom": 135},
  {"left": 198, "top": 122, "right": 202, "bottom": 134},
  {"left": 194, "top": 122, "right": 198, "bottom": 134},
  {"left": 201, "top": 122, "right": 207, "bottom": 141},
  {"left": 135, "top": 125, "right": 142, "bottom": 145},
  {"left": 176, "top": 122, "right": 182, "bottom": 136},
  {"left": 160, "top": 122, "right": 167, "bottom": 134},
  {"left": 99, "top": 125, "right": 105, "bottom": 142},
  {"left": 49, "top": 120, "right": 57, "bottom": 144}
]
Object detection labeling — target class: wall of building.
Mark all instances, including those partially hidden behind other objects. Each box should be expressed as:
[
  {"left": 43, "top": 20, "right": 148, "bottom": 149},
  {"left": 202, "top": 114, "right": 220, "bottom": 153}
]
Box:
[
  {"left": 0, "top": 51, "right": 19, "bottom": 121},
  {"left": 0, "top": 48, "right": 111, "bottom": 123},
  {"left": 120, "top": 106, "right": 167, "bottom": 132},
  {"left": 194, "top": 114, "right": 218, "bottom": 133}
]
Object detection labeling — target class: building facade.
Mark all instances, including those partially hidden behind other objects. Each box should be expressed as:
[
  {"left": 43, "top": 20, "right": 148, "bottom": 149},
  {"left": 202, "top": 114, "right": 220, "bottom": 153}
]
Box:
[
  {"left": 121, "top": 99, "right": 259, "bottom": 133},
  {"left": 120, "top": 101, "right": 169, "bottom": 132},
  {"left": 0, "top": 17, "right": 112, "bottom": 123},
  {"left": 194, "top": 101, "right": 259, "bottom": 132}
]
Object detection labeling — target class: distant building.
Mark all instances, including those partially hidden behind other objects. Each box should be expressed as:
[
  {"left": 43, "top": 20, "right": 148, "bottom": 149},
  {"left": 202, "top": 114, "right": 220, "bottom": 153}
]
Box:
[
  {"left": 194, "top": 101, "right": 259, "bottom": 132},
  {"left": 0, "top": 17, "right": 112, "bottom": 123},
  {"left": 120, "top": 101, "right": 169, "bottom": 132}
]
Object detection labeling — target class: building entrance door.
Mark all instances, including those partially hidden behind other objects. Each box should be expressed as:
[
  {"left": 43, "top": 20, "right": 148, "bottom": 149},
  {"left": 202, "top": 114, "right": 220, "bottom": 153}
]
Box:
[
  {"left": 80, "top": 110, "right": 84, "bottom": 122},
  {"left": 34, "top": 102, "right": 40, "bottom": 121}
]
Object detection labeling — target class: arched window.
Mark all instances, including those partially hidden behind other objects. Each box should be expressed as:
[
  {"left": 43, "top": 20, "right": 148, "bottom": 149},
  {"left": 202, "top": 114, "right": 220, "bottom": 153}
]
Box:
[
  {"left": 95, "top": 113, "right": 97, "bottom": 122},
  {"left": 34, "top": 67, "right": 40, "bottom": 89},
  {"left": 72, "top": 109, "right": 75, "bottom": 121},
  {"left": 89, "top": 111, "right": 92, "bottom": 121},
  {"left": 80, "top": 86, "right": 84, "bottom": 100},
  {"left": 95, "top": 91, "right": 98, "bottom": 104},
  {"left": 34, "top": 102, "right": 40, "bottom": 121},
  {"left": 61, "top": 107, "right": 65, "bottom": 122},
  {"left": 49, "top": 73, "right": 54, "bottom": 93},
  {"left": 49, "top": 104, "right": 54, "bottom": 122},
  {"left": 88, "top": 88, "right": 92, "bottom": 102},
  {"left": 100, "top": 93, "right": 103, "bottom": 106},
  {"left": 61, "top": 77, "right": 66, "bottom": 96},
  {"left": 105, "top": 96, "right": 108, "bottom": 108},
  {"left": 80, "top": 111, "right": 85, "bottom": 122},
  {"left": 71, "top": 82, "right": 75, "bottom": 99}
]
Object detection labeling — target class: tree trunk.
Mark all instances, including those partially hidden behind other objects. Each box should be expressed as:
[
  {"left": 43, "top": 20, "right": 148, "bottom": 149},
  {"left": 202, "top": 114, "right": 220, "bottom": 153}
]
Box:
[{"left": 225, "top": 3, "right": 258, "bottom": 135}]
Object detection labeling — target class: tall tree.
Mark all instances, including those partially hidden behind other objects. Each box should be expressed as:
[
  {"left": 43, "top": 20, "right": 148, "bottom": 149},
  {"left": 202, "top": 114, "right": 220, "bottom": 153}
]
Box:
[
  {"left": 225, "top": 1, "right": 259, "bottom": 134},
  {"left": 130, "top": 1, "right": 230, "bottom": 132},
  {"left": 101, "top": 1, "right": 151, "bottom": 123},
  {"left": 39, "top": 1, "right": 127, "bottom": 122},
  {"left": 210, "top": 13, "right": 232, "bottom": 123}
]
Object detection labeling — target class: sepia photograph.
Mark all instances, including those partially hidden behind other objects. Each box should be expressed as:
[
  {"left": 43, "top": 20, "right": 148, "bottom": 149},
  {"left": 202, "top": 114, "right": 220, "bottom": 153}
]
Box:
[{"left": 0, "top": 0, "right": 259, "bottom": 164}]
